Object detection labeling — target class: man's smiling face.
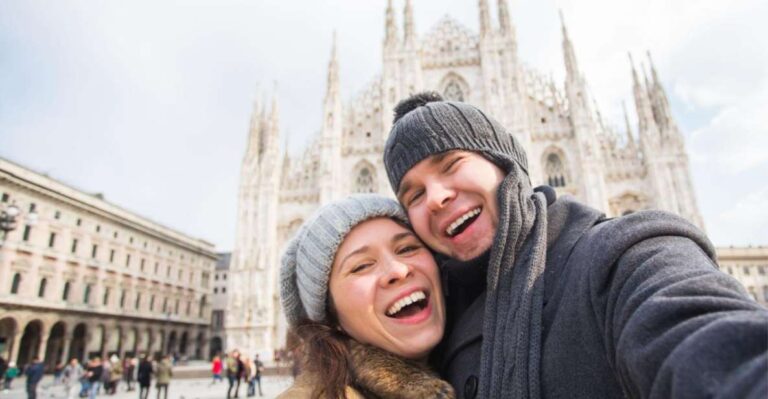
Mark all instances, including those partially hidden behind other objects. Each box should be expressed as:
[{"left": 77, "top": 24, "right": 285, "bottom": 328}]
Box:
[{"left": 397, "top": 150, "right": 505, "bottom": 261}]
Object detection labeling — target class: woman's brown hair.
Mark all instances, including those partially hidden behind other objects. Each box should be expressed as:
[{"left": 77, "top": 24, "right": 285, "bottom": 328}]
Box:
[{"left": 293, "top": 316, "right": 352, "bottom": 399}]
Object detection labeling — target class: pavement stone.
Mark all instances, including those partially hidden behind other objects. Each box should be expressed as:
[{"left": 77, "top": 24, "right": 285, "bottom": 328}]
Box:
[{"left": 0, "top": 375, "right": 295, "bottom": 399}]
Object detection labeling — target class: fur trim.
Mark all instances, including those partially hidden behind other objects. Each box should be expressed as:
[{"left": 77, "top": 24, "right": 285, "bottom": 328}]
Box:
[{"left": 348, "top": 341, "right": 455, "bottom": 399}]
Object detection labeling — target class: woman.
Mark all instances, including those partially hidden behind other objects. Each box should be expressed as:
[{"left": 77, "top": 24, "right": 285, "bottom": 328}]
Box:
[
  {"left": 136, "top": 354, "right": 153, "bottom": 399},
  {"left": 278, "top": 194, "right": 453, "bottom": 398}
]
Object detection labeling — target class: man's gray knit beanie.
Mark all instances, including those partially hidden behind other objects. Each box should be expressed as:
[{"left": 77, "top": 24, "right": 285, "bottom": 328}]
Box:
[
  {"left": 280, "top": 194, "right": 409, "bottom": 327},
  {"left": 384, "top": 91, "right": 529, "bottom": 193}
]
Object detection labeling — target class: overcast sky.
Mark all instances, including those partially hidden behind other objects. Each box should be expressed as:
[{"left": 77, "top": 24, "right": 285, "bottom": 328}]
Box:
[{"left": 1, "top": 0, "right": 766, "bottom": 251}]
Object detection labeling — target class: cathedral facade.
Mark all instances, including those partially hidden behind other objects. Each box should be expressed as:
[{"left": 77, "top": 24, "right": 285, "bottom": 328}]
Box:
[{"left": 225, "top": 0, "right": 704, "bottom": 356}]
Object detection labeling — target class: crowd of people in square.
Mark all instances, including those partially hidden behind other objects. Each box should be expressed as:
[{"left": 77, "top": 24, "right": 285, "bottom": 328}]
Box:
[{"left": 210, "top": 350, "right": 266, "bottom": 398}]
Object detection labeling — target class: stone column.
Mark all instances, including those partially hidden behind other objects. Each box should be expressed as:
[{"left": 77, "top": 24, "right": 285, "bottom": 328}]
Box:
[
  {"left": 61, "top": 328, "right": 72, "bottom": 362},
  {"left": 38, "top": 333, "right": 50, "bottom": 364},
  {"left": 8, "top": 329, "right": 22, "bottom": 364}
]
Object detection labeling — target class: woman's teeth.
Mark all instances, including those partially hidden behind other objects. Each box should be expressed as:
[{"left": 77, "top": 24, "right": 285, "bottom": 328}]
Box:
[
  {"left": 446, "top": 208, "right": 481, "bottom": 237},
  {"left": 386, "top": 291, "right": 426, "bottom": 317}
]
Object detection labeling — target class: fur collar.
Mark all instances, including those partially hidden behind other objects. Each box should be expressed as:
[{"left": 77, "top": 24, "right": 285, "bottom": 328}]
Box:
[{"left": 348, "top": 341, "right": 455, "bottom": 399}]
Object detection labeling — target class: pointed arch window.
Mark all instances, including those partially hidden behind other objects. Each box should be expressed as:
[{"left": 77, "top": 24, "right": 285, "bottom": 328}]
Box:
[
  {"left": 444, "top": 80, "right": 465, "bottom": 102},
  {"left": 10, "top": 273, "right": 21, "bottom": 294},
  {"left": 355, "top": 167, "right": 376, "bottom": 194},
  {"left": 545, "top": 153, "right": 567, "bottom": 187}
]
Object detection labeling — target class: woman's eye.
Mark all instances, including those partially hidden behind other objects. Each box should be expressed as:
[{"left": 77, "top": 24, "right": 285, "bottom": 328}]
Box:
[
  {"left": 397, "top": 245, "right": 421, "bottom": 255},
  {"left": 350, "top": 263, "right": 372, "bottom": 274}
]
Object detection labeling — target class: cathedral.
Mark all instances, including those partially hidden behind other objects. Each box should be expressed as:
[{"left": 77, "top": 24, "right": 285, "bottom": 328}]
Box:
[{"left": 225, "top": 0, "right": 704, "bottom": 356}]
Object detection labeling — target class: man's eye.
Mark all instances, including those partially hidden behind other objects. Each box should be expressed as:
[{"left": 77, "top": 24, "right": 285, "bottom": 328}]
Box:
[
  {"left": 442, "top": 157, "right": 461, "bottom": 173},
  {"left": 408, "top": 190, "right": 424, "bottom": 206}
]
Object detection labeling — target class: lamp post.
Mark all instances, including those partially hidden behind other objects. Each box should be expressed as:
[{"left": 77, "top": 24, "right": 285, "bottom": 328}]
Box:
[
  {"left": 0, "top": 203, "right": 38, "bottom": 248},
  {"left": 0, "top": 203, "right": 20, "bottom": 246}
]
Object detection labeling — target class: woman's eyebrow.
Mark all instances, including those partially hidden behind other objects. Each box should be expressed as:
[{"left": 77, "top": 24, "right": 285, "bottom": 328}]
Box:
[
  {"left": 391, "top": 232, "right": 414, "bottom": 244},
  {"left": 339, "top": 246, "right": 369, "bottom": 268}
]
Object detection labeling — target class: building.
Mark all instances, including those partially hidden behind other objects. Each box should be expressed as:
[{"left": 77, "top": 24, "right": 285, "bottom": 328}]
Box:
[
  {"left": 209, "top": 252, "right": 230, "bottom": 358},
  {"left": 226, "top": 0, "right": 766, "bottom": 356},
  {"left": 0, "top": 157, "right": 218, "bottom": 369},
  {"left": 718, "top": 246, "right": 768, "bottom": 305}
]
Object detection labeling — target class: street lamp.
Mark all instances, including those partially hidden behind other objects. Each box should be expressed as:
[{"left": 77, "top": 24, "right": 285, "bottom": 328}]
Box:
[{"left": 0, "top": 203, "right": 38, "bottom": 247}]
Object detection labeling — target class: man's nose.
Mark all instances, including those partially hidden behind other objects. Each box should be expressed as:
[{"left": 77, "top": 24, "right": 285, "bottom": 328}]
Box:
[{"left": 425, "top": 181, "right": 454, "bottom": 212}]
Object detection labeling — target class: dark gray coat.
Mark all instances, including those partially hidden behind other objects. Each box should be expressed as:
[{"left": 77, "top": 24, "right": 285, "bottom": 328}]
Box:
[{"left": 438, "top": 193, "right": 768, "bottom": 399}]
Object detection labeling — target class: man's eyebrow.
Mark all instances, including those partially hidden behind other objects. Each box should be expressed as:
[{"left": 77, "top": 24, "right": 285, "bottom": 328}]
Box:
[
  {"left": 397, "top": 151, "right": 454, "bottom": 199},
  {"left": 339, "top": 246, "right": 369, "bottom": 269}
]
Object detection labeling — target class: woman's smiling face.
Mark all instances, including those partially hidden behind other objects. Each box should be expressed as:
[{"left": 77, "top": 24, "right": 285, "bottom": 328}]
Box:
[{"left": 328, "top": 217, "right": 445, "bottom": 361}]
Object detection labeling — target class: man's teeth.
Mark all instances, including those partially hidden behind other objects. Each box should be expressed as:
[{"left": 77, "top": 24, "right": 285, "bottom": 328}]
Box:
[
  {"left": 446, "top": 208, "right": 481, "bottom": 236},
  {"left": 387, "top": 291, "right": 426, "bottom": 316}
]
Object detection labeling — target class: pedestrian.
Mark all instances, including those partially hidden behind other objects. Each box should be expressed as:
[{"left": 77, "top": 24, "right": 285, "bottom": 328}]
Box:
[
  {"left": 62, "top": 358, "right": 85, "bottom": 399},
  {"left": 108, "top": 355, "right": 122, "bottom": 394},
  {"left": 154, "top": 355, "right": 172, "bottom": 399},
  {"left": 123, "top": 356, "right": 135, "bottom": 392},
  {"left": 2, "top": 360, "right": 16, "bottom": 391},
  {"left": 210, "top": 355, "right": 222, "bottom": 385},
  {"left": 85, "top": 356, "right": 103, "bottom": 399},
  {"left": 24, "top": 357, "right": 44, "bottom": 399},
  {"left": 242, "top": 356, "right": 253, "bottom": 397},
  {"left": 52, "top": 361, "right": 65, "bottom": 387},
  {"left": 383, "top": 91, "right": 768, "bottom": 398},
  {"left": 136, "top": 354, "right": 153, "bottom": 399},
  {"left": 252, "top": 354, "right": 263, "bottom": 397},
  {"left": 225, "top": 350, "right": 240, "bottom": 399}
]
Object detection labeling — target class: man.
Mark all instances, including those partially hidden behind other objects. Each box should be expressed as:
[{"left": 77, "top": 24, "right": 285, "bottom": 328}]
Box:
[
  {"left": 24, "top": 357, "right": 44, "bottom": 399},
  {"left": 252, "top": 354, "right": 264, "bottom": 397},
  {"left": 62, "top": 358, "right": 85, "bottom": 399},
  {"left": 383, "top": 92, "right": 768, "bottom": 399},
  {"left": 136, "top": 354, "right": 153, "bottom": 399},
  {"left": 226, "top": 350, "right": 241, "bottom": 399},
  {"left": 85, "top": 357, "right": 103, "bottom": 399},
  {"left": 154, "top": 355, "right": 172, "bottom": 399}
]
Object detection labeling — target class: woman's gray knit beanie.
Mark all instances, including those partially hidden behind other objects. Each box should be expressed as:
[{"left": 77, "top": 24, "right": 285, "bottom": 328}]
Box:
[
  {"left": 384, "top": 91, "right": 529, "bottom": 193},
  {"left": 280, "top": 194, "right": 409, "bottom": 327}
]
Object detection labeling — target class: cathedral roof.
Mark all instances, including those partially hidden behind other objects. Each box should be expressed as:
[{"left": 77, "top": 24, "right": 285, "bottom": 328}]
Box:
[{"left": 421, "top": 15, "right": 479, "bottom": 68}]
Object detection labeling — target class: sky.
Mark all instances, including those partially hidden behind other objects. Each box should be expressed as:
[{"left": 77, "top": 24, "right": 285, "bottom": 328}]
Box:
[{"left": 1, "top": 0, "right": 766, "bottom": 251}]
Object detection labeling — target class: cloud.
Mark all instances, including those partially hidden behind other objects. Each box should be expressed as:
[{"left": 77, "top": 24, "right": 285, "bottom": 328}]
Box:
[{"left": 712, "top": 186, "right": 768, "bottom": 246}]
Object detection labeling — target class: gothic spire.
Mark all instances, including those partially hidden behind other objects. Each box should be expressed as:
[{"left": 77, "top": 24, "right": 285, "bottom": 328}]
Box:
[
  {"left": 246, "top": 93, "right": 262, "bottom": 160},
  {"left": 629, "top": 53, "right": 655, "bottom": 133},
  {"left": 498, "top": 0, "right": 511, "bottom": 35},
  {"left": 403, "top": 0, "right": 415, "bottom": 43},
  {"left": 479, "top": 0, "right": 491, "bottom": 37},
  {"left": 622, "top": 101, "right": 636, "bottom": 148},
  {"left": 385, "top": 0, "right": 398, "bottom": 45},
  {"left": 560, "top": 10, "right": 580, "bottom": 79},
  {"left": 326, "top": 31, "right": 340, "bottom": 100}
]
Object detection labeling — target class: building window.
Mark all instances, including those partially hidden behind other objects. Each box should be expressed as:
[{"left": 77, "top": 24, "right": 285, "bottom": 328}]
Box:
[
  {"left": 212, "top": 310, "right": 224, "bottom": 329},
  {"left": 54, "top": 211, "right": 61, "bottom": 220},
  {"left": 62, "top": 281, "right": 71, "bottom": 301},
  {"left": 175, "top": 299, "right": 180, "bottom": 314},
  {"left": 38, "top": 278, "right": 47, "bottom": 298},
  {"left": 120, "top": 290, "right": 126, "bottom": 308},
  {"left": 214, "top": 288, "right": 218, "bottom": 294},
  {"left": 0, "top": 193, "right": 8, "bottom": 202},
  {"left": 109, "top": 249, "right": 115, "bottom": 263},
  {"left": 154, "top": 263, "right": 159, "bottom": 274},
  {"left": 83, "top": 284, "right": 92, "bottom": 304},
  {"left": 29, "top": 203, "right": 36, "bottom": 213},
  {"left": 354, "top": 167, "right": 375, "bottom": 193},
  {"left": 126, "top": 254, "right": 131, "bottom": 267},
  {"left": 91, "top": 244, "right": 98, "bottom": 259},
  {"left": 743, "top": 266, "right": 751, "bottom": 275},
  {"left": 443, "top": 80, "right": 465, "bottom": 102},
  {"left": 215, "top": 274, "right": 218, "bottom": 281},
  {"left": 759, "top": 266, "right": 766, "bottom": 276},
  {"left": 96, "top": 225, "right": 101, "bottom": 233},
  {"left": 135, "top": 294, "right": 141, "bottom": 310},
  {"left": 150, "top": 295, "right": 155, "bottom": 311},
  {"left": 167, "top": 266, "right": 171, "bottom": 277},
  {"left": 545, "top": 153, "right": 567, "bottom": 187},
  {"left": 223, "top": 274, "right": 227, "bottom": 280},
  {"left": 178, "top": 270, "right": 183, "bottom": 280},
  {"left": 186, "top": 301, "right": 191, "bottom": 315},
  {"left": 76, "top": 218, "right": 82, "bottom": 226},
  {"left": 103, "top": 288, "right": 110, "bottom": 306},
  {"left": 113, "top": 231, "right": 118, "bottom": 239},
  {"left": 10, "top": 273, "right": 21, "bottom": 294},
  {"left": 162, "top": 298, "right": 168, "bottom": 313},
  {"left": 199, "top": 296, "right": 207, "bottom": 318},
  {"left": 22, "top": 225, "right": 31, "bottom": 242},
  {"left": 48, "top": 232, "right": 56, "bottom": 248},
  {"left": 71, "top": 239, "right": 78, "bottom": 254},
  {"left": 222, "top": 287, "right": 226, "bottom": 294},
  {"left": 140, "top": 259, "right": 146, "bottom": 272}
]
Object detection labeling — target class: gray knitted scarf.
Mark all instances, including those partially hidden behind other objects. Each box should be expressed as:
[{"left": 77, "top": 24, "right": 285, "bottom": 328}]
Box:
[{"left": 478, "top": 162, "right": 548, "bottom": 399}]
